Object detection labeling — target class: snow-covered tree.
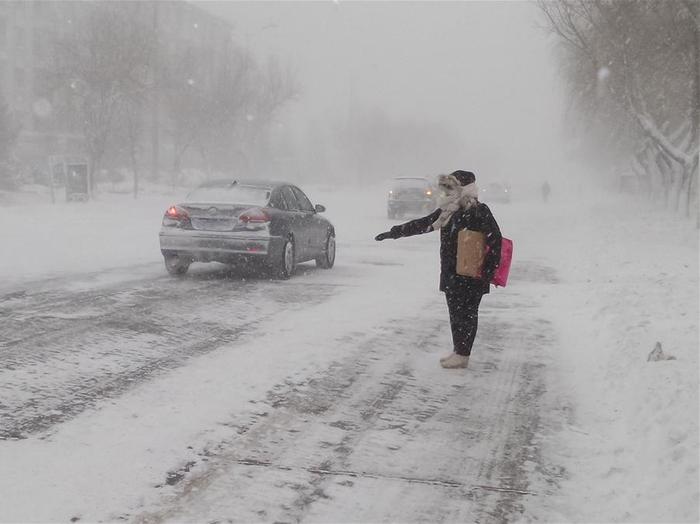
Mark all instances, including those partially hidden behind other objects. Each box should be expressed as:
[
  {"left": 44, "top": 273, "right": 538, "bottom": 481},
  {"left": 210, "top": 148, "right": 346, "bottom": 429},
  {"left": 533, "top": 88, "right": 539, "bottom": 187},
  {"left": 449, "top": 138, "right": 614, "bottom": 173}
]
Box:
[{"left": 539, "top": 0, "right": 699, "bottom": 216}]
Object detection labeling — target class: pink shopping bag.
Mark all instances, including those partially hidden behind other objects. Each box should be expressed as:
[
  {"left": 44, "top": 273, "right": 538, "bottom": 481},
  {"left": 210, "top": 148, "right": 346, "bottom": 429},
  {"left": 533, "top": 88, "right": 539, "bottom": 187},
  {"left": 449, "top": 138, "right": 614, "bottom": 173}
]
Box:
[{"left": 491, "top": 237, "right": 513, "bottom": 287}]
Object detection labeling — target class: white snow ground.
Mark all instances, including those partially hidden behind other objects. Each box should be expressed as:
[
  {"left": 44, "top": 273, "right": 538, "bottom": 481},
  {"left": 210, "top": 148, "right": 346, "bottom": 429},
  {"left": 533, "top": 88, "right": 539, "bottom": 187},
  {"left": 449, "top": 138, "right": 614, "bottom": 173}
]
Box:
[
  {"left": 0, "top": 182, "right": 697, "bottom": 522},
  {"left": 517, "top": 192, "right": 699, "bottom": 523}
]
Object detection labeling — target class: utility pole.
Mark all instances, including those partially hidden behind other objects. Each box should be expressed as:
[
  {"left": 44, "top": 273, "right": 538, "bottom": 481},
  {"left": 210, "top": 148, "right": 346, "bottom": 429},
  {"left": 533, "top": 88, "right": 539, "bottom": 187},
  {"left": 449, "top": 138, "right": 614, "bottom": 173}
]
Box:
[
  {"left": 692, "top": 7, "right": 699, "bottom": 224},
  {"left": 150, "top": 1, "right": 160, "bottom": 183}
]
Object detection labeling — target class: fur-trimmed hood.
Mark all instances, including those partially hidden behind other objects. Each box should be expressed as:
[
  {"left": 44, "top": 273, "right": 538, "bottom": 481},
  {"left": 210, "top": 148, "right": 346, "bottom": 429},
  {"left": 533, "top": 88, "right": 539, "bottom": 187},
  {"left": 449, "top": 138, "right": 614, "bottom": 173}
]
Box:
[{"left": 431, "top": 174, "right": 479, "bottom": 230}]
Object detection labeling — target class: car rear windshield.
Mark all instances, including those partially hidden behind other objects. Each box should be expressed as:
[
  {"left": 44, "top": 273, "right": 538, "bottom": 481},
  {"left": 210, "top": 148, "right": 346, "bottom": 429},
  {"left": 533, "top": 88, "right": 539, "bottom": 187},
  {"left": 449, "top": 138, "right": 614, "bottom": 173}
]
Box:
[{"left": 186, "top": 184, "right": 272, "bottom": 206}]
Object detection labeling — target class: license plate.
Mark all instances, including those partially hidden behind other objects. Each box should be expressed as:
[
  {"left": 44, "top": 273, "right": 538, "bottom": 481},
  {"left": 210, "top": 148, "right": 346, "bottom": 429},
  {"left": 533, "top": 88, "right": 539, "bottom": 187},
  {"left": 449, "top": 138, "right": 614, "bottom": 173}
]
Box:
[{"left": 191, "top": 218, "right": 234, "bottom": 231}]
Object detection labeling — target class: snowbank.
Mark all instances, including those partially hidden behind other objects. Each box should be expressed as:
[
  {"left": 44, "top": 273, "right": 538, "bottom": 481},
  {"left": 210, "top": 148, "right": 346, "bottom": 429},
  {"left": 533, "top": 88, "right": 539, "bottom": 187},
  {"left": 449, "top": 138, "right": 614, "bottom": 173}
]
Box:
[
  {"left": 0, "top": 187, "right": 184, "bottom": 288},
  {"left": 517, "top": 194, "right": 699, "bottom": 522}
]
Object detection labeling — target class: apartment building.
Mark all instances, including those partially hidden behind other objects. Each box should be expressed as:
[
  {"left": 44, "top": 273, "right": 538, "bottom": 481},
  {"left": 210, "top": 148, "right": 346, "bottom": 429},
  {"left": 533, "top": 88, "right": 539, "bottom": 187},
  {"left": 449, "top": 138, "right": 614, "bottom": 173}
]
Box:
[{"left": 0, "top": 1, "right": 233, "bottom": 171}]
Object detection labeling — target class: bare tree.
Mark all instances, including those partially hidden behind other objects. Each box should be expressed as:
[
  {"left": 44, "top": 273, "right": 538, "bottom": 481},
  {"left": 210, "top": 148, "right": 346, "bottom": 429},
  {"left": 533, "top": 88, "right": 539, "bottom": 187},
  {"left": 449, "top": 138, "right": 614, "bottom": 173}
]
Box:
[
  {"left": 243, "top": 58, "right": 299, "bottom": 171},
  {"left": 162, "top": 42, "right": 258, "bottom": 181},
  {"left": 162, "top": 44, "right": 297, "bottom": 180},
  {"left": 123, "top": 98, "right": 144, "bottom": 199},
  {"left": 328, "top": 106, "right": 464, "bottom": 182},
  {"left": 0, "top": 99, "right": 21, "bottom": 190},
  {"left": 48, "top": 2, "right": 155, "bottom": 196}
]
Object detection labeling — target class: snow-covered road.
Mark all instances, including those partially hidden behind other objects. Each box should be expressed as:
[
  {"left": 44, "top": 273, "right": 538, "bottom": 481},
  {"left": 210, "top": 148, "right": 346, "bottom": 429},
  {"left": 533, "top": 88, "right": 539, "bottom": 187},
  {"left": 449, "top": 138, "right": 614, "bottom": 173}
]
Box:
[
  {"left": 0, "top": 185, "right": 696, "bottom": 522},
  {"left": 134, "top": 264, "right": 553, "bottom": 523},
  {"left": 0, "top": 254, "right": 557, "bottom": 522}
]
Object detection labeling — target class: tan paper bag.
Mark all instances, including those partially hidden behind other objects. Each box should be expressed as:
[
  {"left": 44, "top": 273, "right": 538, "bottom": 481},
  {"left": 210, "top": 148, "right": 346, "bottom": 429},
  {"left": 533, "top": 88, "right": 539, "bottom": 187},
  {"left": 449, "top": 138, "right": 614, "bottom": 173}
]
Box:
[{"left": 456, "top": 229, "right": 486, "bottom": 277}]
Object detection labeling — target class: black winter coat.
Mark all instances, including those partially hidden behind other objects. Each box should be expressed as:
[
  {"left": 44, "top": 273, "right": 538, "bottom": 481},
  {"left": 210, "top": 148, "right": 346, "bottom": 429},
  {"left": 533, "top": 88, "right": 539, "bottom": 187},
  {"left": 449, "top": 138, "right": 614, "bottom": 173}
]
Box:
[{"left": 388, "top": 202, "right": 502, "bottom": 294}]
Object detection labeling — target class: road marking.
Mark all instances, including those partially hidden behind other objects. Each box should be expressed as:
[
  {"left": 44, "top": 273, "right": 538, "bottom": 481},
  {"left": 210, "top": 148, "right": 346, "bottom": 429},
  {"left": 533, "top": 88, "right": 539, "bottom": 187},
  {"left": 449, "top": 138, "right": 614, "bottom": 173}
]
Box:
[{"left": 234, "top": 457, "right": 538, "bottom": 495}]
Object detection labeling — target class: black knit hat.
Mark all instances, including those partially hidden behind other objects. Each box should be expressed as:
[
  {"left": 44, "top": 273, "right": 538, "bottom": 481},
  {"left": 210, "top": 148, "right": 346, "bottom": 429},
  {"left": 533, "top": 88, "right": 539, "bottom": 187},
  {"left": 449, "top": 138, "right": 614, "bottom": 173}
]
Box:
[{"left": 450, "top": 170, "right": 476, "bottom": 186}]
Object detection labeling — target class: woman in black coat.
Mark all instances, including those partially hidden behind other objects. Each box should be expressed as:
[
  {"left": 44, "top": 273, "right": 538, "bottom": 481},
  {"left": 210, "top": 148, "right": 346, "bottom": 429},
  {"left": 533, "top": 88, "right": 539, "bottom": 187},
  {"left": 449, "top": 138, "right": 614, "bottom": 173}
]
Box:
[{"left": 375, "top": 170, "right": 502, "bottom": 369}]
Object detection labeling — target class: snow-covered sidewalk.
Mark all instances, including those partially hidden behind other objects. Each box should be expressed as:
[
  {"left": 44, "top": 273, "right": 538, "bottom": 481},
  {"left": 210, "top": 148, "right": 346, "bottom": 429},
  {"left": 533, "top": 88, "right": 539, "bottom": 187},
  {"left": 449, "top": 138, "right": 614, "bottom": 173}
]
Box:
[
  {"left": 513, "top": 195, "right": 699, "bottom": 522},
  {"left": 0, "top": 189, "right": 175, "bottom": 288}
]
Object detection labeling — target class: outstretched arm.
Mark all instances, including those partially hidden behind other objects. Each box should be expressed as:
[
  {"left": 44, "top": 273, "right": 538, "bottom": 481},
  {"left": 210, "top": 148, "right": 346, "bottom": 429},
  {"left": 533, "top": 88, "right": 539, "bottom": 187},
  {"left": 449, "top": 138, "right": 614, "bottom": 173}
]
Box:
[{"left": 375, "top": 209, "right": 441, "bottom": 240}]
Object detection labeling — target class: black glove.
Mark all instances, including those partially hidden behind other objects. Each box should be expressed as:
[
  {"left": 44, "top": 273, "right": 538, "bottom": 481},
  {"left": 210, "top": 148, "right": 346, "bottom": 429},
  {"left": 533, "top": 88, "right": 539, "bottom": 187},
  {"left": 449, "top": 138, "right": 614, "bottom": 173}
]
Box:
[{"left": 375, "top": 231, "right": 393, "bottom": 241}]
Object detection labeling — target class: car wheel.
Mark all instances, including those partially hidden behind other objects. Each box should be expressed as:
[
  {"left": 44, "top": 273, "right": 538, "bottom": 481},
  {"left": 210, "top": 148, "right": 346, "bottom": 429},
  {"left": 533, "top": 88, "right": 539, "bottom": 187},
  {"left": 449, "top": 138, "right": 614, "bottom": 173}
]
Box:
[
  {"left": 316, "top": 232, "right": 336, "bottom": 269},
  {"left": 274, "top": 237, "right": 296, "bottom": 279},
  {"left": 164, "top": 253, "right": 191, "bottom": 276}
]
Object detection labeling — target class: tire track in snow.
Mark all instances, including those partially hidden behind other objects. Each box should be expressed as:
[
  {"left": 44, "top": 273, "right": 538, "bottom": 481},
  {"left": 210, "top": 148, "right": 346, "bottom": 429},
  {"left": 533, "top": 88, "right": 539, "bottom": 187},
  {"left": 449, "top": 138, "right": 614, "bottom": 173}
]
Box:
[
  {"left": 131, "top": 262, "right": 560, "bottom": 523},
  {"left": 0, "top": 267, "right": 338, "bottom": 439},
  {"left": 131, "top": 317, "right": 447, "bottom": 524}
]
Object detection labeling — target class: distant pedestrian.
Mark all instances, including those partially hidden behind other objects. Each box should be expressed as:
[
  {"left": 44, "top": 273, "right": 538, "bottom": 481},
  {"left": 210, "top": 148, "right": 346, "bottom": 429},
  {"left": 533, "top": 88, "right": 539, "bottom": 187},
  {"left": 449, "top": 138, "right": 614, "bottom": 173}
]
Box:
[
  {"left": 541, "top": 181, "right": 551, "bottom": 203},
  {"left": 375, "top": 170, "right": 502, "bottom": 369}
]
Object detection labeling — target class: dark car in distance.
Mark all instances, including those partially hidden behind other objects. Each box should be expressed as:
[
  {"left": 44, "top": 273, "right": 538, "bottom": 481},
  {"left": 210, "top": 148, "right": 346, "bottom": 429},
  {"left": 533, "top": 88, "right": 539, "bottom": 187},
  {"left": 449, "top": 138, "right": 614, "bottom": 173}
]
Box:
[
  {"left": 159, "top": 180, "right": 335, "bottom": 279},
  {"left": 387, "top": 177, "right": 436, "bottom": 219}
]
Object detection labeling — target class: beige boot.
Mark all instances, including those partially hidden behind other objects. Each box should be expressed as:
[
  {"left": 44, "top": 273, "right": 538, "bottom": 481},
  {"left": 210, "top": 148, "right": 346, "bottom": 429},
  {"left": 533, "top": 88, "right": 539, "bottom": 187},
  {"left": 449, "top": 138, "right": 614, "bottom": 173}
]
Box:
[
  {"left": 441, "top": 353, "right": 469, "bottom": 369},
  {"left": 440, "top": 352, "right": 456, "bottom": 363}
]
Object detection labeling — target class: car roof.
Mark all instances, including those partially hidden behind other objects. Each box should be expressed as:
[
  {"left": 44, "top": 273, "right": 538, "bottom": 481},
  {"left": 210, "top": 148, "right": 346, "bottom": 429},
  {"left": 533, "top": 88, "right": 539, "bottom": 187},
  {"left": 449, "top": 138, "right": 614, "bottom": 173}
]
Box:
[
  {"left": 390, "top": 177, "right": 431, "bottom": 184},
  {"left": 198, "top": 179, "right": 287, "bottom": 189}
]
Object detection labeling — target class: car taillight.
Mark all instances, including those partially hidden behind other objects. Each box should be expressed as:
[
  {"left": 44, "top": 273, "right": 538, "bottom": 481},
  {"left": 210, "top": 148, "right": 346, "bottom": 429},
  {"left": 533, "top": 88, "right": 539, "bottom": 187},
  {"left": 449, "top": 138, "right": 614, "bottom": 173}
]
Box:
[
  {"left": 162, "top": 205, "right": 190, "bottom": 227},
  {"left": 239, "top": 207, "right": 270, "bottom": 224}
]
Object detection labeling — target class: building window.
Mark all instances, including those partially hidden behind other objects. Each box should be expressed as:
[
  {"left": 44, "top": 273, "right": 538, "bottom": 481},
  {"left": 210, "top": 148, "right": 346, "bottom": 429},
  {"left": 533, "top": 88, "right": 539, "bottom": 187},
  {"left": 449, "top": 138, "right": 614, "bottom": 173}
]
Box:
[
  {"left": 14, "top": 67, "right": 25, "bottom": 88},
  {"left": 33, "top": 30, "right": 42, "bottom": 57},
  {"left": 0, "top": 17, "right": 6, "bottom": 49},
  {"left": 14, "top": 26, "right": 25, "bottom": 52},
  {"left": 33, "top": 68, "right": 44, "bottom": 97},
  {"left": 0, "top": 59, "right": 6, "bottom": 96}
]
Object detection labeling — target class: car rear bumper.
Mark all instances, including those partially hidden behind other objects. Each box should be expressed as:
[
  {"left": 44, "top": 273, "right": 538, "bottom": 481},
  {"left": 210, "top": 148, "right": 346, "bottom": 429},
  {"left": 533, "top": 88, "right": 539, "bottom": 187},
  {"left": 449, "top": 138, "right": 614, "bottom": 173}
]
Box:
[{"left": 159, "top": 228, "right": 283, "bottom": 261}]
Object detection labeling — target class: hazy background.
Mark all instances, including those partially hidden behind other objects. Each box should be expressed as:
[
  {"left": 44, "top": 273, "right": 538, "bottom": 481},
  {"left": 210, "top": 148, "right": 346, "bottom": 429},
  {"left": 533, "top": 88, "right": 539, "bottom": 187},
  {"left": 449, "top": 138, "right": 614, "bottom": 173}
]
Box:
[
  {"left": 203, "top": 1, "right": 566, "bottom": 187},
  {"left": 1, "top": 1, "right": 694, "bottom": 211}
]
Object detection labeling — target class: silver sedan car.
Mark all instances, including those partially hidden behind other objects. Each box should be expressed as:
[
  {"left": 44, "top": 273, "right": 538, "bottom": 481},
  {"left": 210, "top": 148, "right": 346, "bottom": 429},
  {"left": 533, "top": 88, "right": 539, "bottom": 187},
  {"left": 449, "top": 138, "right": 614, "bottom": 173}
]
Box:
[{"left": 159, "top": 180, "right": 336, "bottom": 279}]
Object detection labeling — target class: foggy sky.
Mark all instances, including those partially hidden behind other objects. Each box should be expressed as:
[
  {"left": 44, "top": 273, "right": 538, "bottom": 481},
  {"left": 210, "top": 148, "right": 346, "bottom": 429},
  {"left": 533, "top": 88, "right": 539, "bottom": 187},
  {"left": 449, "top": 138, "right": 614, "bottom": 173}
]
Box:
[{"left": 201, "top": 1, "right": 565, "bottom": 185}]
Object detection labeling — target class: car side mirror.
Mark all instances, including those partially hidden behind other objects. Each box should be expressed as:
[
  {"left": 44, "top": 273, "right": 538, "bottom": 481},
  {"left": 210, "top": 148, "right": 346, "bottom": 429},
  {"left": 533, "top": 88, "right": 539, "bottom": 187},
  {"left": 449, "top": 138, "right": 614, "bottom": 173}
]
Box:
[{"left": 314, "top": 204, "right": 326, "bottom": 213}]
